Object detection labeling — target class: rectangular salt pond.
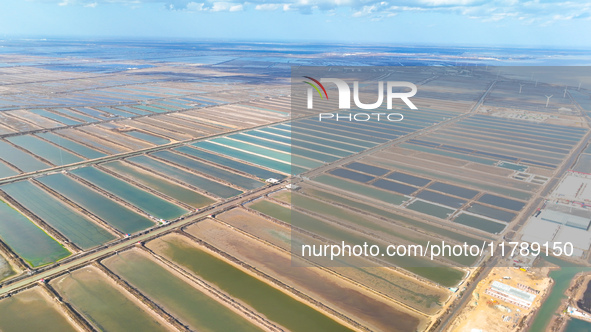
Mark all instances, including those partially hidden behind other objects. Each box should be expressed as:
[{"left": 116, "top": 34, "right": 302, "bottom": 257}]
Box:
[
  {"left": 151, "top": 150, "right": 263, "bottom": 190},
  {"left": 291, "top": 139, "right": 353, "bottom": 158},
  {"left": 373, "top": 179, "right": 418, "bottom": 195},
  {"left": 151, "top": 103, "right": 179, "bottom": 111},
  {"left": 415, "top": 190, "right": 467, "bottom": 209},
  {"left": 0, "top": 140, "right": 49, "bottom": 172},
  {"left": 299, "top": 119, "right": 398, "bottom": 140},
  {"left": 291, "top": 134, "right": 366, "bottom": 153},
  {"left": 478, "top": 194, "right": 525, "bottom": 211},
  {"left": 53, "top": 108, "right": 99, "bottom": 123},
  {"left": 193, "top": 141, "right": 306, "bottom": 175},
  {"left": 239, "top": 131, "right": 364, "bottom": 160},
  {"left": 29, "top": 109, "right": 81, "bottom": 126},
  {"left": 211, "top": 137, "right": 325, "bottom": 167},
  {"left": 58, "top": 130, "right": 122, "bottom": 155},
  {"left": 386, "top": 171, "right": 431, "bottom": 187},
  {"left": 96, "top": 106, "right": 135, "bottom": 118},
  {"left": 344, "top": 162, "right": 389, "bottom": 176},
  {"left": 133, "top": 105, "right": 168, "bottom": 113},
  {"left": 102, "top": 161, "right": 216, "bottom": 208},
  {"left": 280, "top": 127, "right": 367, "bottom": 153},
  {"left": 73, "top": 107, "right": 110, "bottom": 119},
  {"left": 497, "top": 161, "right": 528, "bottom": 171},
  {"left": 104, "top": 250, "right": 264, "bottom": 332},
  {"left": 312, "top": 175, "right": 408, "bottom": 205},
  {"left": 467, "top": 203, "right": 516, "bottom": 223},
  {"left": 406, "top": 200, "right": 454, "bottom": 219},
  {"left": 38, "top": 173, "right": 154, "bottom": 234},
  {"left": 244, "top": 130, "right": 291, "bottom": 144},
  {"left": 36, "top": 132, "right": 106, "bottom": 159},
  {"left": 285, "top": 125, "right": 376, "bottom": 148},
  {"left": 128, "top": 155, "right": 242, "bottom": 198},
  {"left": 147, "top": 235, "right": 354, "bottom": 332},
  {"left": 399, "top": 143, "right": 497, "bottom": 166},
  {"left": 125, "top": 131, "right": 170, "bottom": 145},
  {"left": 52, "top": 266, "right": 170, "bottom": 332},
  {"left": 1, "top": 181, "right": 115, "bottom": 249},
  {"left": 290, "top": 121, "right": 387, "bottom": 144},
  {"left": 227, "top": 133, "right": 292, "bottom": 153},
  {"left": 115, "top": 106, "right": 152, "bottom": 116},
  {"left": 0, "top": 160, "right": 17, "bottom": 179},
  {"left": 0, "top": 199, "right": 70, "bottom": 267},
  {"left": 329, "top": 168, "right": 375, "bottom": 183},
  {"left": 174, "top": 146, "right": 285, "bottom": 180},
  {"left": 71, "top": 166, "right": 188, "bottom": 220},
  {"left": 266, "top": 127, "right": 357, "bottom": 157},
  {"left": 0, "top": 288, "right": 79, "bottom": 332},
  {"left": 6, "top": 135, "right": 84, "bottom": 166},
  {"left": 453, "top": 213, "right": 506, "bottom": 234},
  {"left": 427, "top": 182, "right": 479, "bottom": 199}
]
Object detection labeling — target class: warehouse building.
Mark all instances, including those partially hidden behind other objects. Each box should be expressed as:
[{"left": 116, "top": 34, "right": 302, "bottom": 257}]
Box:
[{"left": 539, "top": 203, "right": 591, "bottom": 230}]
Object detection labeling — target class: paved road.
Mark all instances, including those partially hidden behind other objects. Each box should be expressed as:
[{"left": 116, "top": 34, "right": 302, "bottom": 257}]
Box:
[{"left": 0, "top": 183, "right": 282, "bottom": 296}]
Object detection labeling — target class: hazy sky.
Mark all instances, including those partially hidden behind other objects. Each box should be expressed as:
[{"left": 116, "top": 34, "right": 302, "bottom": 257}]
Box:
[{"left": 1, "top": 0, "right": 590, "bottom": 47}]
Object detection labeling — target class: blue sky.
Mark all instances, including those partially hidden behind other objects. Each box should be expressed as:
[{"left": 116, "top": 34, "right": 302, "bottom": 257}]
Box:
[{"left": 1, "top": 0, "right": 590, "bottom": 47}]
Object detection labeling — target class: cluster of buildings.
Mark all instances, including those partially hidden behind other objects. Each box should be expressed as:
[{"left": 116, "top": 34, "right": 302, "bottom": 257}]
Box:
[{"left": 521, "top": 172, "right": 591, "bottom": 257}]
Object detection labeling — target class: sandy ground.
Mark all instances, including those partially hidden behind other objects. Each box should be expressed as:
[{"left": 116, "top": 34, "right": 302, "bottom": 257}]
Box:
[{"left": 448, "top": 267, "right": 551, "bottom": 332}]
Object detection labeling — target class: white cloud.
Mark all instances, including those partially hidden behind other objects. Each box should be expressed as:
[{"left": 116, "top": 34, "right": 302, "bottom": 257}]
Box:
[
  {"left": 229, "top": 3, "right": 243, "bottom": 10},
  {"left": 255, "top": 3, "right": 281, "bottom": 10},
  {"left": 32, "top": 0, "right": 591, "bottom": 22},
  {"left": 186, "top": 1, "right": 205, "bottom": 10}
]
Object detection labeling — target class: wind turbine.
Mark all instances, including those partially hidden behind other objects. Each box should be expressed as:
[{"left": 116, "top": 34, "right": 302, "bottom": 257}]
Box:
[
  {"left": 519, "top": 84, "right": 524, "bottom": 94},
  {"left": 563, "top": 86, "right": 568, "bottom": 98},
  {"left": 545, "top": 95, "right": 553, "bottom": 108},
  {"left": 579, "top": 82, "right": 582, "bottom": 91}
]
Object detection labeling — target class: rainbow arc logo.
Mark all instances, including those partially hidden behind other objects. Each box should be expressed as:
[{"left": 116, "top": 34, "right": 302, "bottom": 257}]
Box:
[{"left": 303, "top": 76, "right": 328, "bottom": 100}]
